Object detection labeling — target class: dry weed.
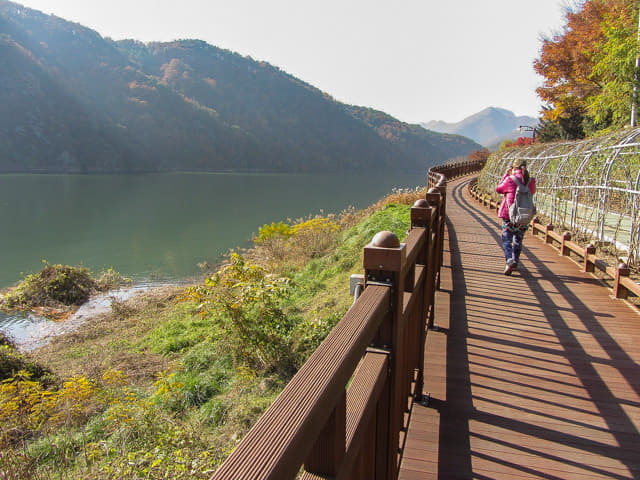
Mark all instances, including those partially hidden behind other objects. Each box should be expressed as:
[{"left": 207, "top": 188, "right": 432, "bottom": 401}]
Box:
[{"left": 32, "top": 286, "right": 179, "bottom": 385}]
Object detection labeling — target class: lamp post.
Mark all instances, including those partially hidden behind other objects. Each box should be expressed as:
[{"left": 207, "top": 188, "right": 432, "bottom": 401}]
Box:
[{"left": 518, "top": 125, "right": 537, "bottom": 140}]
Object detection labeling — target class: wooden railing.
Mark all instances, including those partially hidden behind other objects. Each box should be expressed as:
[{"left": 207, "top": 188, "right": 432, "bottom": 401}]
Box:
[
  {"left": 211, "top": 159, "right": 485, "bottom": 480},
  {"left": 469, "top": 180, "right": 639, "bottom": 301}
]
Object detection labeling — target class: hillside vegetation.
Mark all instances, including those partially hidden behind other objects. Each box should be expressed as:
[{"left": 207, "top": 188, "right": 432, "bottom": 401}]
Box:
[
  {"left": 0, "top": 1, "right": 479, "bottom": 173},
  {"left": 0, "top": 188, "right": 425, "bottom": 479}
]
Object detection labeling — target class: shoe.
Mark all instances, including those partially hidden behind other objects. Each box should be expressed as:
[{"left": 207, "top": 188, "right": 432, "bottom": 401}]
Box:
[
  {"left": 504, "top": 261, "right": 514, "bottom": 276},
  {"left": 511, "top": 262, "right": 518, "bottom": 270}
]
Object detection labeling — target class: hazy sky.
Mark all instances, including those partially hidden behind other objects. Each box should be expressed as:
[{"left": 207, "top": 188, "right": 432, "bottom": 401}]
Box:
[{"left": 15, "top": 0, "right": 569, "bottom": 124}]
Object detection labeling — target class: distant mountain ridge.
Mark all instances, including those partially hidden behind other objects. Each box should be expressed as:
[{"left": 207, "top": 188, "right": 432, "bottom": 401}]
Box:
[
  {"left": 422, "top": 107, "right": 538, "bottom": 147},
  {"left": 0, "top": 1, "right": 480, "bottom": 173}
]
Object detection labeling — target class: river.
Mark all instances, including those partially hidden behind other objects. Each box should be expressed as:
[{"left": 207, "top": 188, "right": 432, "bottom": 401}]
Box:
[{"left": 0, "top": 171, "right": 425, "bottom": 343}]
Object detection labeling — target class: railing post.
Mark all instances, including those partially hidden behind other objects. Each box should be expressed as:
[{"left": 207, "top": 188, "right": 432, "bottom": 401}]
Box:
[
  {"left": 410, "top": 199, "right": 433, "bottom": 399},
  {"left": 614, "top": 263, "right": 630, "bottom": 299},
  {"left": 532, "top": 217, "right": 540, "bottom": 237},
  {"left": 364, "top": 231, "right": 406, "bottom": 480},
  {"left": 426, "top": 186, "right": 447, "bottom": 290},
  {"left": 545, "top": 224, "right": 554, "bottom": 244},
  {"left": 560, "top": 232, "right": 571, "bottom": 256},
  {"left": 584, "top": 244, "right": 596, "bottom": 273}
]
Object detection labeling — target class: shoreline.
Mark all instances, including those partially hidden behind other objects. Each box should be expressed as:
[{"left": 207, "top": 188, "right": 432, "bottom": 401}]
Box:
[{"left": 2, "top": 282, "right": 179, "bottom": 352}]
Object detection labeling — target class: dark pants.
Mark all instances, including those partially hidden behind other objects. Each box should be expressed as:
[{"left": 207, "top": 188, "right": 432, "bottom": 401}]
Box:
[{"left": 502, "top": 221, "right": 525, "bottom": 264}]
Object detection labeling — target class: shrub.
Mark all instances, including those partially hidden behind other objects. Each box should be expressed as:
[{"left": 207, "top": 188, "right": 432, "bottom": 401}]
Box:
[
  {"left": 1, "top": 263, "right": 99, "bottom": 310},
  {"left": 255, "top": 221, "right": 293, "bottom": 244},
  {"left": 0, "top": 331, "right": 15, "bottom": 348},
  {"left": 469, "top": 148, "right": 490, "bottom": 162},
  {"left": 184, "top": 254, "right": 296, "bottom": 373},
  {"left": 0, "top": 371, "right": 100, "bottom": 446},
  {"left": 370, "top": 187, "right": 428, "bottom": 209},
  {"left": 252, "top": 216, "right": 342, "bottom": 272},
  {"left": 0, "top": 449, "right": 41, "bottom": 480},
  {"left": 290, "top": 217, "right": 340, "bottom": 260},
  {"left": 503, "top": 136, "right": 536, "bottom": 148},
  {"left": 0, "top": 344, "right": 53, "bottom": 383},
  {"left": 1, "top": 264, "right": 131, "bottom": 312},
  {"left": 96, "top": 267, "right": 133, "bottom": 291}
]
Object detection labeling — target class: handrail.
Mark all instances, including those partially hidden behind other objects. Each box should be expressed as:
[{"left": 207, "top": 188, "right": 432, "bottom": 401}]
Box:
[
  {"left": 469, "top": 180, "right": 638, "bottom": 300},
  {"left": 211, "top": 158, "right": 486, "bottom": 480}
]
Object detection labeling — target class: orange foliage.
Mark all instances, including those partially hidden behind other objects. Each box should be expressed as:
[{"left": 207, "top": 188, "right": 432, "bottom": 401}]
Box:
[
  {"left": 504, "top": 137, "right": 536, "bottom": 149},
  {"left": 533, "top": 0, "right": 635, "bottom": 122},
  {"left": 468, "top": 148, "right": 490, "bottom": 162},
  {"left": 534, "top": 1, "right": 607, "bottom": 119}
]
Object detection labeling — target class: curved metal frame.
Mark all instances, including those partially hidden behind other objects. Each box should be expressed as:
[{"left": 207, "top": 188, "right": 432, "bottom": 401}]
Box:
[{"left": 477, "top": 128, "right": 640, "bottom": 265}]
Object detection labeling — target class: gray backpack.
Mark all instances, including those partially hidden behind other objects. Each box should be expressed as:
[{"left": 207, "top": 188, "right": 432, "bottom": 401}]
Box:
[{"left": 508, "top": 175, "right": 536, "bottom": 226}]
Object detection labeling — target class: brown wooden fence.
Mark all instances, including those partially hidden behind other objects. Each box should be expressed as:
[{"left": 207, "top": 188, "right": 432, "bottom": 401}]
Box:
[{"left": 211, "top": 159, "right": 485, "bottom": 480}]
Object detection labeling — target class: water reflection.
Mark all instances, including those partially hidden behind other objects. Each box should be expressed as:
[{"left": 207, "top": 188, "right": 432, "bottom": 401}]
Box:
[
  {"left": 0, "top": 172, "right": 424, "bottom": 290},
  {"left": 0, "top": 171, "right": 425, "bottom": 348},
  {"left": 0, "top": 310, "right": 51, "bottom": 346}
]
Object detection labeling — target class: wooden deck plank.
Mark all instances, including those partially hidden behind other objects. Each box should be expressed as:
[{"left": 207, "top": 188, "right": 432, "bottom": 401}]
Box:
[{"left": 399, "top": 177, "right": 640, "bottom": 480}]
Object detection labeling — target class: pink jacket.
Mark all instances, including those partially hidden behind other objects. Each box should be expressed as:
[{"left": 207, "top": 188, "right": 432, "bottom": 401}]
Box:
[{"left": 496, "top": 169, "right": 536, "bottom": 221}]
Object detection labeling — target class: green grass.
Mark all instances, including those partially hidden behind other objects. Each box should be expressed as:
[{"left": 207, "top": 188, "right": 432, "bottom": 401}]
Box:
[
  {"left": 289, "top": 203, "right": 412, "bottom": 322},
  {"left": 1, "top": 201, "right": 414, "bottom": 479},
  {"left": 142, "top": 301, "right": 213, "bottom": 355}
]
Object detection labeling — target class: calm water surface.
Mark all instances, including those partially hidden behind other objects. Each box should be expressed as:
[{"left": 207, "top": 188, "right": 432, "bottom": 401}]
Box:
[{"left": 1, "top": 172, "right": 424, "bottom": 341}]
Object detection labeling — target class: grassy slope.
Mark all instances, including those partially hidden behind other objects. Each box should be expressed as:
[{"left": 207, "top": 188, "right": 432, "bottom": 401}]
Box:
[{"left": 1, "top": 198, "right": 417, "bottom": 479}]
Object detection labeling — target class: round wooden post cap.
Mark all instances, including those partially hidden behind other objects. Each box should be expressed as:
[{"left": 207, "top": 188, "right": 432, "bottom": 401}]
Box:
[
  {"left": 413, "top": 199, "right": 429, "bottom": 208},
  {"left": 371, "top": 231, "right": 400, "bottom": 248}
]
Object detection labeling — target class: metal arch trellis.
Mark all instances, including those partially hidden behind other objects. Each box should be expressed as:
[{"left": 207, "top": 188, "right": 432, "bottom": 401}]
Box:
[{"left": 477, "top": 128, "right": 640, "bottom": 266}]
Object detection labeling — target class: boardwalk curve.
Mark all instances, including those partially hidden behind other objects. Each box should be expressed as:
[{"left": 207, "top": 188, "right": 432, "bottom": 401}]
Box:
[{"left": 400, "top": 176, "right": 640, "bottom": 479}]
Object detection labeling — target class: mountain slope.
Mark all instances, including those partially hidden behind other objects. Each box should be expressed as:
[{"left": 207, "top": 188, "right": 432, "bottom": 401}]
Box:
[
  {"left": 422, "top": 107, "right": 538, "bottom": 147},
  {"left": 0, "top": 1, "right": 480, "bottom": 173},
  {"left": 348, "top": 106, "right": 480, "bottom": 170}
]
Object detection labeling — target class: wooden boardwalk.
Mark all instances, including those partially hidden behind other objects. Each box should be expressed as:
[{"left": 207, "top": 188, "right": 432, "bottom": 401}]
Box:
[{"left": 399, "top": 177, "right": 640, "bottom": 479}]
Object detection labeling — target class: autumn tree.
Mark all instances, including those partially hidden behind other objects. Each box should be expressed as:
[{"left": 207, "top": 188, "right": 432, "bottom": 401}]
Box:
[
  {"left": 534, "top": 0, "right": 639, "bottom": 139},
  {"left": 468, "top": 148, "right": 490, "bottom": 163},
  {"left": 588, "top": 0, "right": 639, "bottom": 126}
]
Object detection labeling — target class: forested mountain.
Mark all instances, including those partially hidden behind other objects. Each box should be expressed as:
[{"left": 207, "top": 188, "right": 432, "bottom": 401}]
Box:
[
  {"left": 0, "top": 1, "right": 480, "bottom": 173},
  {"left": 422, "top": 107, "right": 538, "bottom": 147}
]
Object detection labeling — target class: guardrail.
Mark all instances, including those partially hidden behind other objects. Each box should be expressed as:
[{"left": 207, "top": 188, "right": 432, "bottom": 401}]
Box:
[
  {"left": 469, "top": 180, "right": 639, "bottom": 301},
  {"left": 210, "top": 159, "right": 484, "bottom": 480}
]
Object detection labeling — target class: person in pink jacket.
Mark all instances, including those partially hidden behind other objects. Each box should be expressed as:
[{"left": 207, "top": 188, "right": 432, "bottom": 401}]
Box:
[{"left": 496, "top": 160, "right": 536, "bottom": 275}]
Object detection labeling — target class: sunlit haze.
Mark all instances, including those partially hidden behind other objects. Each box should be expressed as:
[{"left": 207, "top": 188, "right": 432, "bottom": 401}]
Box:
[{"left": 15, "top": 0, "right": 568, "bottom": 123}]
